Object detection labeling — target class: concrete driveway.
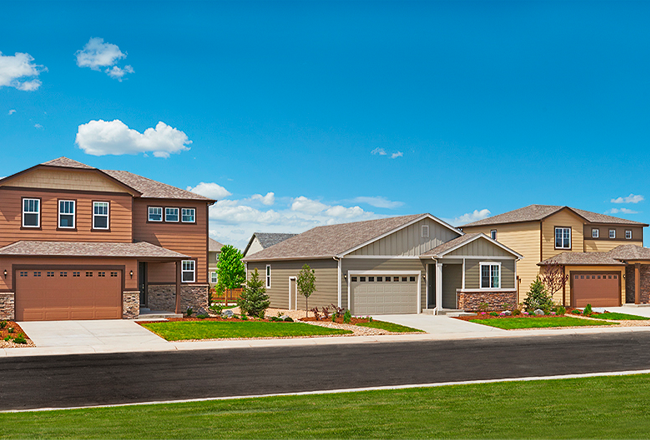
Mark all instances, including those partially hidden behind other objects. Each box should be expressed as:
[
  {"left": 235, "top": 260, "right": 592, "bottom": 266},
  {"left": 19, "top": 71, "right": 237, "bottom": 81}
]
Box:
[
  {"left": 594, "top": 305, "right": 650, "bottom": 318},
  {"left": 371, "top": 314, "right": 507, "bottom": 334},
  {"left": 18, "top": 320, "right": 168, "bottom": 348}
]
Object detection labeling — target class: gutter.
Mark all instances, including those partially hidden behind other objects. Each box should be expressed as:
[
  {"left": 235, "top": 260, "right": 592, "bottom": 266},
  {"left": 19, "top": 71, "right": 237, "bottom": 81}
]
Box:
[{"left": 333, "top": 256, "right": 342, "bottom": 308}]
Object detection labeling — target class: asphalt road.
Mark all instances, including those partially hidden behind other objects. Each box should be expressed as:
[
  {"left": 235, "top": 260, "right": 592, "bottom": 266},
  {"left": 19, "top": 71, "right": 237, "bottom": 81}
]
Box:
[{"left": 2, "top": 332, "right": 650, "bottom": 411}]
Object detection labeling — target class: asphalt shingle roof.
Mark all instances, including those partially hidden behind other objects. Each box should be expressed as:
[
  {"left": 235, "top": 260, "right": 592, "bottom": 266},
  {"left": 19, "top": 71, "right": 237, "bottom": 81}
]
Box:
[
  {"left": 421, "top": 233, "right": 482, "bottom": 257},
  {"left": 0, "top": 241, "right": 189, "bottom": 259},
  {"left": 539, "top": 252, "right": 625, "bottom": 266},
  {"left": 209, "top": 238, "right": 224, "bottom": 252}
]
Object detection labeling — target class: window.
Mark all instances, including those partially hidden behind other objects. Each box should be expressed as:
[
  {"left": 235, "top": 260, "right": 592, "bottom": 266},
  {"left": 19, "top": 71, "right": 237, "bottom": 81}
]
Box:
[
  {"left": 111, "top": 272, "right": 118, "bottom": 277},
  {"left": 33, "top": 272, "right": 41, "bottom": 277},
  {"left": 58, "top": 200, "right": 75, "bottom": 228},
  {"left": 609, "top": 229, "right": 616, "bottom": 239},
  {"left": 22, "top": 198, "right": 40, "bottom": 227},
  {"left": 402, "top": 277, "right": 408, "bottom": 282},
  {"left": 182, "top": 208, "right": 195, "bottom": 223},
  {"left": 393, "top": 277, "right": 400, "bottom": 282},
  {"left": 47, "top": 272, "right": 54, "bottom": 277},
  {"left": 98, "top": 272, "right": 105, "bottom": 277},
  {"left": 148, "top": 207, "right": 163, "bottom": 222},
  {"left": 211, "top": 271, "right": 218, "bottom": 283},
  {"left": 60, "top": 272, "right": 67, "bottom": 277},
  {"left": 73, "top": 272, "right": 80, "bottom": 277},
  {"left": 368, "top": 277, "right": 374, "bottom": 282},
  {"left": 410, "top": 276, "right": 416, "bottom": 282},
  {"left": 165, "top": 207, "right": 179, "bottom": 222},
  {"left": 181, "top": 261, "right": 195, "bottom": 282},
  {"left": 626, "top": 230, "right": 633, "bottom": 240},
  {"left": 376, "top": 277, "right": 383, "bottom": 282},
  {"left": 360, "top": 276, "right": 366, "bottom": 282},
  {"left": 555, "top": 227, "right": 571, "bottom": 249},
  {"left": 385, "top": 277, "right": 391, "bottom": 282},
  {"left": 265, "top": 265, "right": 271, "bottom": 288},
  {"left": 86, "top": 272, "right": 93, "bottom": 277},
  {"left": 592, "top": 229, "right": 599, "bottom": 238},
  {"left": 421, "top": 225, "right": 429, "bottom": 238},
  {"left": 351, "top": 276, "right": 358, "bottom": 282},
  {"left": 93, "top": 202, "right": 109, "bottom": 229},
  {"left": 20, "top": 271, "right": 27, "bottom": 277},
  {"left": 490, "top": 229, "right": 497, "bottom": 240},
  {"left": 480, "top": 263, "right": 501, "bottom": 289}
]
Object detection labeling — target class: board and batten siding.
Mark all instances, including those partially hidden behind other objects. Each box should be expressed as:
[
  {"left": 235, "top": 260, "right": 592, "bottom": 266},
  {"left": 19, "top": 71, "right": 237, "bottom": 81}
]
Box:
[
  {"left": 464, "top": 259, "right": 516, "bottom": 290},
  {"left": 246, "top": 259, "right": 338, "bottom": 310},
  {"left": 1, "top": 168, "right": 134, "bottom": 194},
  {"left": 350, "top": 218, "right": 460, "bottom": 257},
  {"left": 445, "top": 238, "right": 513, "bottom": 257}
]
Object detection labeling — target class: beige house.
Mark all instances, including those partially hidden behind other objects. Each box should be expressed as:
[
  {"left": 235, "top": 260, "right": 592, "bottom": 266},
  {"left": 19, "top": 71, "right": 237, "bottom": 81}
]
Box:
[
  {"left": 243, "top": 214, "right": 521, "bottom": 314},
  {"left": 208, "top": 238, "right": 224, "bottom": 288},
  {"left": 243, "top": 232, "right": 297, "bottom": 258},
  {"left": 461, "top": 205, "right": 649, "bottom": 307}
]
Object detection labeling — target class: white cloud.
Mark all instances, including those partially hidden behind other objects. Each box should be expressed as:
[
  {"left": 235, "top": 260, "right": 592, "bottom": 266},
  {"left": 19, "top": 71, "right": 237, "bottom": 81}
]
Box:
[
  {"left": 606, "top": 208, "right": 638, "bottom": 214},
  {"left": 0, "top": 52, "right": 45, "bottom": 91},
  {"left": 76, "top": 119, "right": 191, "bottom": 158},
  {"left": 291, "top": 196, "right": 329, "bottom": 214},
  {"left": 611, "top": 194, "right": 644, "bottom": 204},
  {"left": 75, "top": 37, "right": 133, "bottom": 80},
  {"left": 352, "top": 196, "right": 403, "bottom": 209},
  {"left": 8, "top": 109, "right": 16, "bottom": 115},
  {"left": 391, "top": 152, "right": 403, "bottom": 159},
  {"left": 371, "top": 148, "right": 387, "bottom": 156},
  {"left": 250, "top": 192, "right": 275, "bottom": 206},
  {"left": 445, "top": 209, "right": 491, "bottom": 226},
  {"left": 34, "top": 123, "right": 42, "bottom": 129},
  {"left": 186, "top": 182, "right": 231, "bottom": 200}
]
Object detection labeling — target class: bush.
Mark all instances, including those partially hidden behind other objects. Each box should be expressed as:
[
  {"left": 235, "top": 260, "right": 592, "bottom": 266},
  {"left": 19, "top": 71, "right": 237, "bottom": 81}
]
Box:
[
  {"left": 7, "top": 327, "right": 14, "bottom": 334},
  {"left": 571, "top": 309, "right": 582, "bottom": 315},
  {"left": 489, "top": 311, "right": 498, "bottom": 316},
  {"left": 196, "top": 314, "right": 209, "bottom": 319},
  {"left": 478, "top": 303, "right": 489, "bottom": 313},
  {"left": 584, "top": 303, "right": 593, "bottom": 316},
  {"left": 523, "top": 278, "right": 554, "bottom": 312},
  {"left": 284, "top": 317, "right": 294, "bottom": 322},
  {"left": 343, "top": 309, "right": 352, "bottom": 324},
  {"left": 331, "top": 313, "right": 338, "bottom": 323},
  {"left": 209, "top": 304, "right": 224, "bottom": 314},
  {"left": 237, "top": 268, "right": 270, "bottom": 317},
  {"left": 240, "top": 314, "right": 248, "bottom": 321},
  {"left": 555, "top": 306, "right": 566, "bottom": 315},
  {"left": 0, "top": 320, "right": 6, "bottom": 329},
  {"left": 512, "top": 309, "right": 521, "bottom": 316},
  {"left": 186, "top": 307, "right": 193, "bottom": 317},
  {"left": 13, "top": 334, "right": 26, "bottom": 344}
]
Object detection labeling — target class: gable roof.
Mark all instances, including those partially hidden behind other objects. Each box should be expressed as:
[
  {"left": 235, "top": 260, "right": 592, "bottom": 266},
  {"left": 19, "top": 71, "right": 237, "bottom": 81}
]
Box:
[
  {"left": 421, "top": 232, "right": 523, "bottom": 259},
  {"left": 0, "top": 240, "right": 189, "bottom": 259},
  {"left": 462, "top": 204, "right": 647, "bottom": 227},
  {"left": 608, "top": 244, "right": 650, "bottom": 261},
  {"left": 243, "top": 214, "right": 461, "bottom": 261},
  {"left": 243, "top": 232, "right": 298, "bottom": 257},
  {"left": 42, "top": 157, "right": 95, "bottom": 169},
  {"left": 209, "top": 238, "right": 224, "bottom": 252}
]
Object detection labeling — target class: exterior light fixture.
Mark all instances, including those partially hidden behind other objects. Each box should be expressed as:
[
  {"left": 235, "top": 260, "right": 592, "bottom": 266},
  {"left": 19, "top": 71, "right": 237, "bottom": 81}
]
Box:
[
  {"left": 130, "top": 270, "right": 134, "bottom": 278},
  {"left": 3, "top": 270, "right": 6, "bottom": 278}
]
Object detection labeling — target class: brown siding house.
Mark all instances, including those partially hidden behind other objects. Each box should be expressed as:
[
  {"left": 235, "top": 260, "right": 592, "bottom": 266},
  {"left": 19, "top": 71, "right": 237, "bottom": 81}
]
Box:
[{"left": 0, "top": 157, "right": 215, "bottom": 321}]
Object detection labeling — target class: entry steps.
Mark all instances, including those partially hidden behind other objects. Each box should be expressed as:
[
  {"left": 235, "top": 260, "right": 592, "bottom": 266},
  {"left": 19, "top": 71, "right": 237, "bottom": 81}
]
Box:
[
  {"left": 422, "top": 308, "right": 476, "bottom": 317},
  {"left": 135, "top": 308, "right": 183, "bottom": 320}
]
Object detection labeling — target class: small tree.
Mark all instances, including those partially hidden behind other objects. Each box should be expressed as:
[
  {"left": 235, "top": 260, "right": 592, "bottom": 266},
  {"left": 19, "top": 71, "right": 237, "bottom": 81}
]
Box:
[
  {"left": 215, "top": 245, "right": 246, "bottom": 305},
  {"left": 237, "top": 268, "right": 270, "bottom": 317},
  {"left": 539, "top": 262, "right": 569, "bottom": 303},
  {"left": 523, "top": 277, "right": 554, "bottom": 312},
  {"left": 297, "top": 264, "right": 316, "bottom": 318}
]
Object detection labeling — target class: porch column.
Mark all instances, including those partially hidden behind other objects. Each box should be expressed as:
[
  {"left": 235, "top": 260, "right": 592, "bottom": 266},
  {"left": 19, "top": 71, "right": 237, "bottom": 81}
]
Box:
[
  {"left": 175, "top": 260, "right": 182, "bottom": 314},
  {"left": 635, "top": 263, "right": 640, "bottom": 305},
  {"left": 436, "top": 262, "right": 443, "bottom": 311}
]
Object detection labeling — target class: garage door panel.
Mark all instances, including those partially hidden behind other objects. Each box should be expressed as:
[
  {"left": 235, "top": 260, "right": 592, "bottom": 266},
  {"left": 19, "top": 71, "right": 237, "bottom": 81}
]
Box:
[
  {"left": 572, "top": 272, "right": 620, "bottom": 308},
  {"left": 351, "top": 276, "right": 417, "bottom": 315}
]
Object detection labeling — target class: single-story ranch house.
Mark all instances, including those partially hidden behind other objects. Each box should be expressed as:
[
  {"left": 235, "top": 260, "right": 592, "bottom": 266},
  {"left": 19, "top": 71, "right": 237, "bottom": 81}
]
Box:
[{"left": 243, "top": 214, "right": 522, "bottom": 315}]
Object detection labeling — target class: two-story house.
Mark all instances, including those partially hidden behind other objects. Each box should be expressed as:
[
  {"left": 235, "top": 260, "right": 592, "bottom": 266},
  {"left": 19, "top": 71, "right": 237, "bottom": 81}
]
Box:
[
  {"left": 462, "top": 205, "right": 650, "bottom": 308},
  {"left": 0, "top": 157, "right": 214, "bottom": 321}
]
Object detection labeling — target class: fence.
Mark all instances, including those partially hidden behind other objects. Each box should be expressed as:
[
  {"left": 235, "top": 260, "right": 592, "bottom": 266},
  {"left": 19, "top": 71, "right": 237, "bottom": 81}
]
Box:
[{"left": 211, "top": 287, "right": 243, "bottom": 305}]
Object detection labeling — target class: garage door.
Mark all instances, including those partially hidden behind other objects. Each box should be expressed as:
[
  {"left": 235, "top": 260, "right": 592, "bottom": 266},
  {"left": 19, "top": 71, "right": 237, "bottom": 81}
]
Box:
[
  {"left": 351, "top": 275, "right": 418, "bottom": 315},
  {"left": 16, "top": 269, "right": 123, "bottom": 321},
  {"left": 572, "top": 272, "right": 620, "bottom": 308}
]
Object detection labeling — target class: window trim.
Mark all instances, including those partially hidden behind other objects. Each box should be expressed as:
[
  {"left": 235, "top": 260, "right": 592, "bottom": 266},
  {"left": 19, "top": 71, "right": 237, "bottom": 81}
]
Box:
[
  {"left": 165, "top": 207, "right": 180, "bottom": 223},
  {"left": 181, "top": 260, "right": 196, "bottom": 283},
  {"left": 211, "top": 271, "right": 218, "bottom": 284},
  {"left": 266, "top": 265, "right": 271, "bottom": 289},
  {"left": 421, "top": 225, "right": 429, "bottom": 238},
  {"left": 592, "top": 228, "right": 599, "bottom": 239},
  {"left": 479, "top": 262, "right": 502, "bottom": 290},
  {"left": 626, "top": 230, "right": 633, "bottom": 240},
  {"left": 57, "top": 199, "right": 77, "bottom": 230},
  {"left": 148, "top": 206, "right": 163, "bottom": 222},
  {"left": 554, "top": 227, "right": 572, "bottom": 250},
  {"left": 92, "top": 201, "right": 110, "bottom": 231},
  {"left": 490, "top": 229, "right": 497, "bottom": 240},
  {"left": 21, "top": 197, "right": 41, "bottom": 229},
  {"left": 609, "top": 229, "right": 616, "bottom": 239},
  {"left": 181, "top": 207, "right": 196, "bottom": 224}
]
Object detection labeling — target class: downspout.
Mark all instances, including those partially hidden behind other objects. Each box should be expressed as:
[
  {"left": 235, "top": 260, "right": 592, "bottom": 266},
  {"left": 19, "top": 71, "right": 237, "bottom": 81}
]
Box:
[
  {"left": 430, "top": 256, "right": 439, "bottom": 315},
  {"left": 334, "top": 256, "right": 342, "bottom": 308}
]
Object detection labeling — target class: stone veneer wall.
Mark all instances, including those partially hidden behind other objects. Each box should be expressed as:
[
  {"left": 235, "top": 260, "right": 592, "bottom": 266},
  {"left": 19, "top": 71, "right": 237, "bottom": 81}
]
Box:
[
  {"left": 147, "top": 284, "right": 209, "bottom": 312},
  {"left": 123, "top": 291, "right": 140, "bottom": 319},
  {"left": 457, "top": 290, "right": 517, "bottom": 312},
  {"left": 0, "top": 292, "right": 14, "bottom": 320},
  {"left": 625, "top": 265, "right": 650, "bottom": 304}
]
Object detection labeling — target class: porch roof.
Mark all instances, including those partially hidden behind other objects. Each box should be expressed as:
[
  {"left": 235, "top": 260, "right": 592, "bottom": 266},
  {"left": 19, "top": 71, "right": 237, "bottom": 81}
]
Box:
[
  {"left": 538, "top": 251, "right": 625, "bottom": 266},
  {"left": 0, "top": 241, "right": 189, "bottom": 259}
]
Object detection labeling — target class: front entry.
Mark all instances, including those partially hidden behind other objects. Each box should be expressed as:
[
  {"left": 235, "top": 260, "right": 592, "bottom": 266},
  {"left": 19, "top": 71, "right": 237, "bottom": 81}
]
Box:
[{"left": 139, "top": 262, "right": 147, "bottom": 308}]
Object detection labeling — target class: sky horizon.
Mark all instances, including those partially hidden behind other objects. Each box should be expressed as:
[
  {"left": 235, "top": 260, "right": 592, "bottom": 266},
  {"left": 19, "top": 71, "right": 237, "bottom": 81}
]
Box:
[{"left": 2, "top": 1, "right": 650, "bottom": 249}]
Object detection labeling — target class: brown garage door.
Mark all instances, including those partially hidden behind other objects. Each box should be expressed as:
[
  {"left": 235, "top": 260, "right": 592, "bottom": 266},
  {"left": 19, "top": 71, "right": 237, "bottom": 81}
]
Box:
[
  {"left": 16, "top": 269, "right": 122, "bottom": 321},
  {"left": 572, "top": 272, "right": 620, "bottom": 308}
]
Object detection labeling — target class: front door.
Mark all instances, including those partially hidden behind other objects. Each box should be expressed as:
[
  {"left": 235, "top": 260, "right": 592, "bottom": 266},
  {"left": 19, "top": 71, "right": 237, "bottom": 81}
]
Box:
[{"left": 139, "top": 262, "right": 147, "bottom": 307}]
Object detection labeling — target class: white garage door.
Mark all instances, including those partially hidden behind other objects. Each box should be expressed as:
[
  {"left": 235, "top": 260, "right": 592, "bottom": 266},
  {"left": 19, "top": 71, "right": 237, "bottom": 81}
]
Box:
[{"left": 351, "top": 275, "right": 418, "bottom": 315}]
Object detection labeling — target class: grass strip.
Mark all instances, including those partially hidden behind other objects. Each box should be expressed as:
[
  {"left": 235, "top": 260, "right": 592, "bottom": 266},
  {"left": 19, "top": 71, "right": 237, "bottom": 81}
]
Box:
[
  {"left": 589, "top": 312, "right": 650, "bottom": 321},
  {"left": 3, "top": 374, "right": 650, "bottom": 438},
  {"left": 470, "top": 316, "right": 616, "bottom": 329},
  {"left": 141, "top": 321, "right": 352, "bottom": 341},
  {"left": 356, "top": 320, "right": 424, "bottom": 333}
]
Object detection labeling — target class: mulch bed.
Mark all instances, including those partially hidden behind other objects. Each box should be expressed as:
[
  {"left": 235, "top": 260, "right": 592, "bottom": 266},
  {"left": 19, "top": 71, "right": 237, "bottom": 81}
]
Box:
[
  {"left": 0, "top": 321, "right": 34, "bottom": 348},
  {"left": 300, "top": 317, "right": 371, "bottom": 324},
  {"left": 137, "top": 316, "right": 283, "bottom": 324},
  {"left": 455, "top": 309, "right": 580, "bottom": 321}
]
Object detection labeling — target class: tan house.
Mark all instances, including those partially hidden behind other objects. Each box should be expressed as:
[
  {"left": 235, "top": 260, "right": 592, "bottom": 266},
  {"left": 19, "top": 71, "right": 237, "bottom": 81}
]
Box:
[
  {"left": 243, "top": 214, "right": 522, "bottom": 314},
  {"left": 0, "top": 157, "right": 214, "bottom": 321},
  {"left": 461, "top": 205, "right": 649, "bottom": 307},
  {"left": 208, "top": 238, "right": 224, "bottom": 288}
]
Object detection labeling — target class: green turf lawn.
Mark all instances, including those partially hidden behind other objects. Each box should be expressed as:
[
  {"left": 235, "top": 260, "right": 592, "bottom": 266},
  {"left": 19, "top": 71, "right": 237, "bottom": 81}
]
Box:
[
  {"left": 141, "top": 321, "right": 352, "bottom": 341},
  {"left": 3, "top": 374, "right": 650, "bottom": 438},
  {"left": 469, "top": 316, "right": 616, "bottom": 329},
  {"left": 356, "top": 320, "right": 424, "bottom": 333},
  {"left": 589, "top": 312, "right": 650, "bottom": 321}
]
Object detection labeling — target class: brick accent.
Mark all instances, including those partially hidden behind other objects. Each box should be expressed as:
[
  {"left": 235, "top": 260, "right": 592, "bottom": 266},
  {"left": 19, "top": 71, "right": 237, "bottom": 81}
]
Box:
[
  {"left": 122, "top": 291, "right": 140, "bottom": 319},
  {"left": 625, "top": 264, "right": 650, "bottom": 304},
  {"left": 147, "top": 284, "right": 209, "bottom": 312},
  {"left": 457, "top": 290, "right": 517, "bottom": 312},
  {"left": 0, "top": 292, "right": 15, "bottom": 320}
]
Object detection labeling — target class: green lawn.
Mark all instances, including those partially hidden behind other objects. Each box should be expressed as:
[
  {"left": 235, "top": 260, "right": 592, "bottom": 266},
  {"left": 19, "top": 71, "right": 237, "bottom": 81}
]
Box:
[
  {"left": 3, "top": 374, "right": 650, "bottom": 438},
  {"left": 589, "top": 312, "right": 650, "bottom": 321},
  {"left": 469, "top": 316, "right": 616, "bottom": 329},
  {"left": 356, "top": 320, "right": 424, "bottom": 333},
  {"left": 141, "top": 321, "right": 352, "bottom": 341}
]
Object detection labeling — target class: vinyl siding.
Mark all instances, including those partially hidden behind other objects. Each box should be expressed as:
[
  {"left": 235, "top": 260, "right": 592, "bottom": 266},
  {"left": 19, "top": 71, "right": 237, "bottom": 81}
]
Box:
[
  {"left": 446, "top": 237, "right": 514, "bottom": 257},
  {"left": 584, "top": 239, "right": 643, "bottom": 252},
  {"left": 1, "top": 168, "right": 133, "bottom": 193},
  {"left": 583, "top": 225, "right": 643, "bottom": 243},
  {"left": 564, "top": 265, "right": 625, "bottom": 306},
  {"left": 350, "top": 218, "right": 460, "bottom": 256},
  {"left": 464, "top": 259, "right": 516, "bottom": 290},
  {"left": 246, "top": 259, "right": 338, "bottom": 310},
  {"left": 244, "top": 238, "right": 264, "bottom": 257},
  {"left": 541, "top": 209, "right": 585, "bottom": 260},
  {"left": 441, "top": 263, "right": 462, "bottom": 308}
]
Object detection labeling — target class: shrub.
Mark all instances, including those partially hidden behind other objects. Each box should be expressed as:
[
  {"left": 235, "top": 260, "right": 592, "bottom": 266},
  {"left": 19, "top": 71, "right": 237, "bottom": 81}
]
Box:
[
  {"left": 209, "top": 304, "right": 224, "bottom": 314},
  {"left": 13, "top": 334, "right": 27, "bottom": 344},
  {"left": 311, "top": 307, "right": 321, "bottom": 320},
  {"left": 186, "top": 307, "right": 193, "bottom": 317},
  {"left": 0, "top": 320, "right": 6, "bottom": 329},
  {"left": 240, "top": 314, "right": 248, "bottom": 321},
  {"left": 571, "top": 309, "right": 582, "bottom": 315},
  {"left": 523, "top": 278, "right": 554, "bottom": 312},
  {"left": 196, "top": 314, "right": 209, "bottom": 319},
  {"left": 489, "top": 311, "right": 498, "bottom": 316},
  {"left": 478, "top": 302, "right": 489, "bottom": 313},
  {"left": 3, "top": 336, "right": 9, "bottom": 341},
  {"left": 555, "top": 306, "right": 566, "bottom": 315},
  {"left": 512, "top": 309, "right": 521, "bottom": 316},
  {"left": 283, "top": 317, "right": 294, "bottom": 322},
  {"left": 238, "top": 268, "right": 271, "bottom": 317},
  {"left": 331, "top": 313, "right": 338, "bottom": 323},
  {"left": 343, "top": 309, "right": 352, "bottom": 324},
  {"left": 7, "top": 327, "right": 14, "bottom": 334},
  {"left": 584, "top": 303, "right": 593, "bottom": 316}
]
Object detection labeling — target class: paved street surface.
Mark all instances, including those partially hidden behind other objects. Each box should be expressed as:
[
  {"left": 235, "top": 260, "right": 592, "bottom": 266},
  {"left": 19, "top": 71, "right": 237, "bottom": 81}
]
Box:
[{"left": 2, "top": 332, "right": 650, "bottom": 411}]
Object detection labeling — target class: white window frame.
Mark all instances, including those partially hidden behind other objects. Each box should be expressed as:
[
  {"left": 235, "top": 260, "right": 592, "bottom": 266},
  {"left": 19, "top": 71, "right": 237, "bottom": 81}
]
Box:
[
  {"left": 555, "top": 227, "right": 571, "bottom": 249},
  {"left": 211, "top": 271, "right": 218, "bottom": 283},
  {"left": 421, "top": 225, "right": 429, "bottom": 238},
  {"left": 480, "top": 262, "right": 501, "bottom": 289},
  {"left": 22, "top": 198, "right": 40, "bottom": 228},
  {"left": 181, "top": 260, "right": 195, "bottom": 283},
  {"left": 148, "top": 207, "right": 163, "bottom": 222},
  {"left": 490, "top": 229, "right": 497, "bottom": 240},
  {"left": 592, "top": 228, "right": 599, "bottom": 239},
  {"left": 266, "top": 265, "right": 271, "bottom": 288},
  {"left": 93, "top": 201, "right": 110, "bottom": 230},
  {"left": 626, "top": 230, "right": 633, "bottom": 240},
  {"left": 181, "top": 208, "right": 195, "bottom": 223},
  {"left": 609, "top": 229, "right": 616, "bottom": 239},
  {"left": 58, "top": 200, "right": 76, "bottom": 229},
  {"left": 165, "top": 207, "right": 179, "bottom": 222}
]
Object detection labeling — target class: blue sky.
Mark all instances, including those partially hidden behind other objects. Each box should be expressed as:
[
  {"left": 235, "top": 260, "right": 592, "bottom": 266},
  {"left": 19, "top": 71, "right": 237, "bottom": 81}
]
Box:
[{"left": 2, "top": 1, "right": 650, "bottom": 249}]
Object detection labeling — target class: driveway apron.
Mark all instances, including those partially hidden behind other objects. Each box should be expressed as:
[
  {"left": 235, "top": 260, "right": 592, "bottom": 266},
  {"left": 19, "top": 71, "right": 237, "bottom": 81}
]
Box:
[{"left": 371, "top": 314, "right": 508, "bottom": 334}]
